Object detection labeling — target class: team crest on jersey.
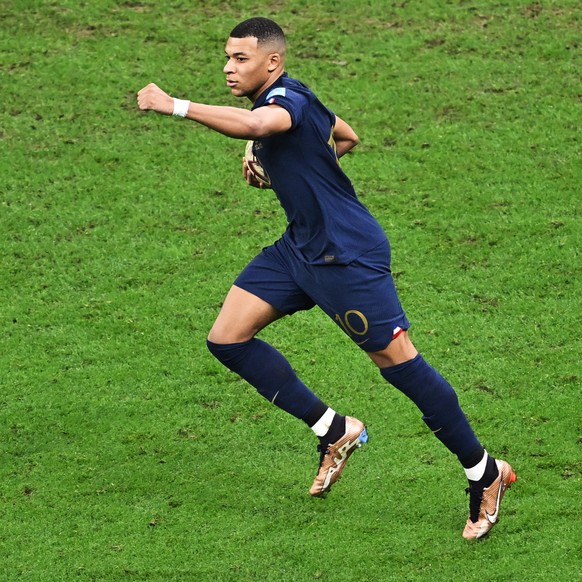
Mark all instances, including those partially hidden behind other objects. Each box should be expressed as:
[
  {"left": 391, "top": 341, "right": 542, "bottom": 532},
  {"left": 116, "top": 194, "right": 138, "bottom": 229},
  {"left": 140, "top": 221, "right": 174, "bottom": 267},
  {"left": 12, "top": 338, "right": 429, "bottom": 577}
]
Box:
[{"left": 266, "top": 87, "right": 286, "bottom": 103}]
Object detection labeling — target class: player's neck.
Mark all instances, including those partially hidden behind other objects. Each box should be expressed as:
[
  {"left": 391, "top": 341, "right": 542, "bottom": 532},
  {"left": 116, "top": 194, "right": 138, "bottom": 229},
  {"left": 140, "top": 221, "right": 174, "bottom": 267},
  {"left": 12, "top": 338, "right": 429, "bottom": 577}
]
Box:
[{"left": 249, "top": 70, "right": 286, "bottom": 104}]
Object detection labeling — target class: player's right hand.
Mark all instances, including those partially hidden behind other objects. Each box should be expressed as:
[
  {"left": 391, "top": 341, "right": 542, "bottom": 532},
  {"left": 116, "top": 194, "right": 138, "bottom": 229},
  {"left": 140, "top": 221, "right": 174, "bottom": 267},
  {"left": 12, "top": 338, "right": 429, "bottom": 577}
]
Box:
[{"left": 137, "top": 83, "right": 174, "bottom": 115}]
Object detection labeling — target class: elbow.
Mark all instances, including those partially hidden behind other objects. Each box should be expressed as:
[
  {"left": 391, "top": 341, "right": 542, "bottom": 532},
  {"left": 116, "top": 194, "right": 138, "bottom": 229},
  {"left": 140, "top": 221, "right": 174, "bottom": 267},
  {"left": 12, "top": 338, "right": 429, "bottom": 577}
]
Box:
[
  {"left": 246, "top": 118, "right": 277, "bottom": 140},
  {"left": 246, "top": 119, "right": 265, "bottom": 139},
  {"left": 348, "top": 125, "right": 360, "bottom": 146},
  {"left": 346, "top": 132, "right": 360, "bottom": 152}
]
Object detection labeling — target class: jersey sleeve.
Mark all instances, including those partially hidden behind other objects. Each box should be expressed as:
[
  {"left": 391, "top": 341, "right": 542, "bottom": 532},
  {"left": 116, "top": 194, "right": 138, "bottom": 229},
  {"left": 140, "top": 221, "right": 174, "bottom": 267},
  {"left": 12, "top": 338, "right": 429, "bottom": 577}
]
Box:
[
  {"left": 330, "top": 109, "right": 337, "bottom": 128},
  {"left": 262, "top": 86, "right": 308, "bottom": 130}
]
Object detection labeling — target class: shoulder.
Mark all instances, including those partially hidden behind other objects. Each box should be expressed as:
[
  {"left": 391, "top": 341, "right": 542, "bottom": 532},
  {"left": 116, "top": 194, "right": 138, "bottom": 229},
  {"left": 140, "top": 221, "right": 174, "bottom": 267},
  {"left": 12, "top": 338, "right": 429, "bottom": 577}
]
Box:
[
  {"left": 253, "top": 76, "right": 314, "bottom": 129},
  {"left": 256, "top": 75, "right": 313, "bottom": 106},
  {"left": 280, "top": 76, "right": 315, "bottom": 99}
]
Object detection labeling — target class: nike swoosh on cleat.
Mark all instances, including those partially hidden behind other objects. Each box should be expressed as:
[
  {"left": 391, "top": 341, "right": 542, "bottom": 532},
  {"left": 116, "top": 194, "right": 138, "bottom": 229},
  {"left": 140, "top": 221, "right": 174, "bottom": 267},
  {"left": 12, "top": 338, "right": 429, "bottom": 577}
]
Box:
[{"left": 485, "top": 474, "right": 506, "bottom": 524}]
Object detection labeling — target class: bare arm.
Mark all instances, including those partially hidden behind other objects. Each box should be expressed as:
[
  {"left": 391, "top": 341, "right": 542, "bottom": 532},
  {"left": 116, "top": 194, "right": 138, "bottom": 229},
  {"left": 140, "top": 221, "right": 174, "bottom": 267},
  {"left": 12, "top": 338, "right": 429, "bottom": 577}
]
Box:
[
  {"left": 333, "top": 115, "right": 360, "bottom": 157},
  {"left": 137, "top": 83, "right": 292, "bottom": 139}
]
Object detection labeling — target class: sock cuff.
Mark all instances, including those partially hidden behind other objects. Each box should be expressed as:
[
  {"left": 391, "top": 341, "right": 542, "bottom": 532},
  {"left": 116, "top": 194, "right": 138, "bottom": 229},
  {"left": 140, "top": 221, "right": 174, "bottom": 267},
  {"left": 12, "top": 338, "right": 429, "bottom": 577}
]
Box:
[
  {"left": 207, "top": 338, "right": 252, "bottom": 352},
  {"left": 380, "top": 353, "right": 423, "bottom": 380},
  {"left": 311, "top": 408, "right": 336, "bottom": 437},
  {"left": 464, "top": 450, "right": 488, "bottom": 480},
  {"left": 302, "top": 400, "right": 330, "bottom": 426}
]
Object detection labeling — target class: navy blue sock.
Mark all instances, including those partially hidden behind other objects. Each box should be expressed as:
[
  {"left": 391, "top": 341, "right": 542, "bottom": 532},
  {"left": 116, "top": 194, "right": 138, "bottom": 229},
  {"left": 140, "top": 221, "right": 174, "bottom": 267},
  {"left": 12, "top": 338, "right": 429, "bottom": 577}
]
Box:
[
  {"left": 207, "top": 339, "right": 325, "bottom": 422},
  {"left": 380, "top": 354, "right": 483, "bottom": 466}
]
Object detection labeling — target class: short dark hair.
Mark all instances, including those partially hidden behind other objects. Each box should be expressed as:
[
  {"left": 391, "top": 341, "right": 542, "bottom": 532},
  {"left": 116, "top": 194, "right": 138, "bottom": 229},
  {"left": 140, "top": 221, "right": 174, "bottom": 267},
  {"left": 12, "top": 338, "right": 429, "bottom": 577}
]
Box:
[{"left": 230, "top": 17, "right": 286, "bottom": 46}]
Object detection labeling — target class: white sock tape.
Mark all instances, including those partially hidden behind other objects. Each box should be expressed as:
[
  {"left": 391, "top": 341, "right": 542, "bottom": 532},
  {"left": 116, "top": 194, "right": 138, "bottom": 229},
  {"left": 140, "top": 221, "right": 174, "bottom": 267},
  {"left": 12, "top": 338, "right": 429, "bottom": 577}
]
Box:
[
  {"left": 464, "top": 450, "right": 488, "bottom": 481},
  {"left": 311, "top": 408, "right": 336, "bottom": 437},
  {"left": 172, "top": 98, "right": 190, "bottom": 117}
]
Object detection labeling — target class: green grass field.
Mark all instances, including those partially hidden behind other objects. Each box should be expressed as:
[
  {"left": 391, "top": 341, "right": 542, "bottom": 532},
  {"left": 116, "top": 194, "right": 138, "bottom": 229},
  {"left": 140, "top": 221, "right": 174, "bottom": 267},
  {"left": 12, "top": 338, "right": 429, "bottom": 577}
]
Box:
[{"left": 1, "top": 1, "right": 580, "bottom": 580}]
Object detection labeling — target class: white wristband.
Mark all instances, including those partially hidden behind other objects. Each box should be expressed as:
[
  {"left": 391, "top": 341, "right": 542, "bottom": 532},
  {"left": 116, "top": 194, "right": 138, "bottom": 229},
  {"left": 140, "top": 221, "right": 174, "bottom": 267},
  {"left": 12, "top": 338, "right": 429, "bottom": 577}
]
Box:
[{"left": 172, "top": 98, "right": 190, "bottom": 117}]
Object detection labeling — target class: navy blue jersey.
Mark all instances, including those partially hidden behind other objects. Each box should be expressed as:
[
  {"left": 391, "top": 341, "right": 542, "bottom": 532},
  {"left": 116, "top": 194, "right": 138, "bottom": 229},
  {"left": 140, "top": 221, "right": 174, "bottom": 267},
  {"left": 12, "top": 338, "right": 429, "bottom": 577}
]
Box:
[{"left": 252, "top": 73, "right": 387, "bottom": 265}]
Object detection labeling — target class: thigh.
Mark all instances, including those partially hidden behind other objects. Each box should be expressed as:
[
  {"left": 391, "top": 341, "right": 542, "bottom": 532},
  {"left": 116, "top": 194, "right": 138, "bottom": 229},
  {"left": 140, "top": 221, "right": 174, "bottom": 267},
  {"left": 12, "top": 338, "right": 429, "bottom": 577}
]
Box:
[
  {"left": 307, "top": 241, "right": 411, "bottom": 352},
  {"left": 234, "top": 241, "right": 316, "bottom": 315},
  {"left": 209, "top": 242, "right": 316, "bottom": 343},
  {"left": 208, "top": 285, "right": 283, "bottom": 344}
]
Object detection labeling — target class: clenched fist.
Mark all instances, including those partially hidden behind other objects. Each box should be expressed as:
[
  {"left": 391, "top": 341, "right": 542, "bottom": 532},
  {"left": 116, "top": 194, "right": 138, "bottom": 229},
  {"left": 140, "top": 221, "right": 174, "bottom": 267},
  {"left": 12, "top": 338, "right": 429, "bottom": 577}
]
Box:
[{"left": 137, "top": 83, "right": 174, "bottom": 115}]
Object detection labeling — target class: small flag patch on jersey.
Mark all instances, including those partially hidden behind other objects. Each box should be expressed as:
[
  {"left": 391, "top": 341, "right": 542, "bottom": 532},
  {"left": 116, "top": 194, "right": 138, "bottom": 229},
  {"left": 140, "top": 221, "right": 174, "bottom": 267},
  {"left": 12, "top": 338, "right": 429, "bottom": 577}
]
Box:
[{"left": 266, "top": 87, "right": 286, "bottom": 102}]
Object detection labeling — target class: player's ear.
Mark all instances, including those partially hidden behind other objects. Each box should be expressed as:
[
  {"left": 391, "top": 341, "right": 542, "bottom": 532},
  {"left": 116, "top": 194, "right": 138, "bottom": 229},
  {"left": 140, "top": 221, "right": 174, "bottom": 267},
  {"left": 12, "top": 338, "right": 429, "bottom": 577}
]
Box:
[{"left": 267, "top": 52, "right": 282, "bottom": 73}]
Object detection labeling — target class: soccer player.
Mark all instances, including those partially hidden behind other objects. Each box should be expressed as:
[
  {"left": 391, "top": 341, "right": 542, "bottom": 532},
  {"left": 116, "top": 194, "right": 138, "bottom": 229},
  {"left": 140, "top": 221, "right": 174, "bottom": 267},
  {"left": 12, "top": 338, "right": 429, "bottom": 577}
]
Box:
[{"left": 137, "top": 17, "right": 515, "bottom": 539}]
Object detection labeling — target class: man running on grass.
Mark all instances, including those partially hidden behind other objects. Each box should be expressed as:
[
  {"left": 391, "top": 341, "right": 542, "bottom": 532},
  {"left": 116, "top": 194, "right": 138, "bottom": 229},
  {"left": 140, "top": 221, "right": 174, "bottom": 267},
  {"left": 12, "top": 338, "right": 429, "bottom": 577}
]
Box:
[{"left": 137, "top": 16, "right": 516, "bottom": 539}]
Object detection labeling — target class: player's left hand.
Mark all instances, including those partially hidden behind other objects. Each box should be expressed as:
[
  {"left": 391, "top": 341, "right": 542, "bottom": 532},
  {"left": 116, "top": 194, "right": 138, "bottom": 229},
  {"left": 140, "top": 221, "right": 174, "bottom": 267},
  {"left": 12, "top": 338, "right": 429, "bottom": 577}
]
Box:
[
  {"left": 242, "top": 157, "right": 268, "bottom": 189},
  {"left": 137, "top": 83, "right": 174, "bottom": 115}
]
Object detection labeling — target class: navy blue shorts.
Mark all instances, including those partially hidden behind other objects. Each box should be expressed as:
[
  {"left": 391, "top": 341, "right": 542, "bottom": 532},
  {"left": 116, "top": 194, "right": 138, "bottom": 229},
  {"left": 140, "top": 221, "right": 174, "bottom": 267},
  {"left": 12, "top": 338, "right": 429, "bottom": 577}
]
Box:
[{"left": 234, "top": 237, "right": 410, "bottom": 352}]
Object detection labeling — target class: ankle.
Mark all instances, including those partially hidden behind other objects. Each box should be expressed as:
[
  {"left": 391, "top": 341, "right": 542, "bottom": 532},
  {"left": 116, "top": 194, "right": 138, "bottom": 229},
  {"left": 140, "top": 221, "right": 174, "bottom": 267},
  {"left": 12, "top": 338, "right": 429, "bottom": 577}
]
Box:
[
  {"left": 469, "top": 455, "right": 499, "bottom": 489},
  {"left": 319, "top": 414, "right": 346, "bottom": 449}
]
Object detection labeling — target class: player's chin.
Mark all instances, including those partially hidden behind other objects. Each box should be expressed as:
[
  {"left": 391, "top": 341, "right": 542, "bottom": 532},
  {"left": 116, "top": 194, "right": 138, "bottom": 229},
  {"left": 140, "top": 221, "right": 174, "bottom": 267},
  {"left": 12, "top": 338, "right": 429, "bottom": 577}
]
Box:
[{"left": 228, "top": 86, "right": 246, "bottom": 97}]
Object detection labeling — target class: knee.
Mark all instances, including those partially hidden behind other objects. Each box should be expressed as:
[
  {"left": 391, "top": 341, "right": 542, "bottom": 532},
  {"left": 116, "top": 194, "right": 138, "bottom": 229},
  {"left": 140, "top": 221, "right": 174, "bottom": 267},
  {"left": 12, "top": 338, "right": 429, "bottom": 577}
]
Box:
[
  {"left": 206, "top": 338, "right": 221, "bottom": 356},
  {"left": 368, "top": 331, "right": 418, "bottom": 368},
  {"left": 207, "top": 324, "right": 230, "bottom": 345},
  {"left": 207, "top": 338, "right": 232, "bottom": 359},
  {"left": 207, "top": 321, "right": 254, "bottom": 345},
  {"left": 207, "top": 338, "right": 250, "bottom": 368}
]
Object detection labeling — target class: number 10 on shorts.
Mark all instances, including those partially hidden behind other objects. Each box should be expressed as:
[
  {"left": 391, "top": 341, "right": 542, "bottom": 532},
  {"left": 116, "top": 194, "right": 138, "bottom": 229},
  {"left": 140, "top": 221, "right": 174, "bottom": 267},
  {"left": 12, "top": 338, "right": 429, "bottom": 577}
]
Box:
[{"left": 335, "top": 310, "right": 369, "bottom": 346}]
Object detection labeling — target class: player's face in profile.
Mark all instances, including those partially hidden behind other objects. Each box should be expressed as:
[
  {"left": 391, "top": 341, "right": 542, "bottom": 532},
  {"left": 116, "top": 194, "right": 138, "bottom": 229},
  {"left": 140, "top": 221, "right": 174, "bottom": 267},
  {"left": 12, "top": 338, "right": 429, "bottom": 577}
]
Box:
[{"left": 223, "top": 36, "right": 275, "bottom": 100}]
